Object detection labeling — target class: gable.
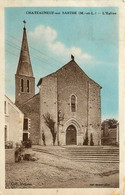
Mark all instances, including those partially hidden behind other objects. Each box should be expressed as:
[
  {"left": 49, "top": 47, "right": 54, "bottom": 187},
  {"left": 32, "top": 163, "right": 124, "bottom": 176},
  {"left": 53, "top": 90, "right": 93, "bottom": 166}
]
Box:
[
  {"left": 56, "top": 60, "right": 101, "bottom": 89},
  {"left": 5, "top": 95, "right": 24, "bottom": 115},
  {"left": 37, "top": 60, "right": 101, "bottom": 89}
]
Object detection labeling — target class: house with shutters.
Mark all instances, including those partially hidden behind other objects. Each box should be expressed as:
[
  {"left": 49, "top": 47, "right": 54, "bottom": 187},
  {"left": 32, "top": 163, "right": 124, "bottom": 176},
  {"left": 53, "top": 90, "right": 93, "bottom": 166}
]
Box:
[
  {"left": 4, "top": 95, "right": 24, "bottom": 146},
  {"left": 14, "top": 24, "right": 102, "bottom": 146}
]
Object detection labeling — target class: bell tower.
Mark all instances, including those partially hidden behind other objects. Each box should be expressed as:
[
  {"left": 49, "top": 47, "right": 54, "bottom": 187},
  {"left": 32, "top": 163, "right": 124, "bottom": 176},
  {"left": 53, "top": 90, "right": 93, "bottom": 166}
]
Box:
[{"left": 15, "top": 21, "right": 35, "bottom": 106}]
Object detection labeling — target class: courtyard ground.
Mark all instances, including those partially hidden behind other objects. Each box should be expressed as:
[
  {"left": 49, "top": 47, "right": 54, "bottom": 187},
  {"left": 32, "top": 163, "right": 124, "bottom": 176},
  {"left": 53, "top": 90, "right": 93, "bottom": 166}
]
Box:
[{"left": 5, "top": 147, "right": 119, "bottom": 188}]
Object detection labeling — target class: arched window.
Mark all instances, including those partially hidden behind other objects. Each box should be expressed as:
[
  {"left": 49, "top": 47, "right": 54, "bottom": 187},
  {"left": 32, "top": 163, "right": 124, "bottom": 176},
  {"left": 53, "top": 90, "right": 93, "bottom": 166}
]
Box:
[
  {"left": 71, "top": 95, "right": 76, "bottom": 112},
  {"left": 27, "top": 80, "right": 30, "bottom": 93},
  {"left": 21, "top": 79, "right": 24, "bottom": 92}
]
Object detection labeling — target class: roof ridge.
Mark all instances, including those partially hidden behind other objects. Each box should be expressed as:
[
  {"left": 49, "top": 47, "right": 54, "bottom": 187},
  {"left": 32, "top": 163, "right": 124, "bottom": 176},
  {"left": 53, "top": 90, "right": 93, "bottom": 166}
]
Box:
[
  {"left": 37, "top": 59, "right": 102, "bottom": 88},
  {"left": 5, "top": 95, "right": 24, "bottom": 114},
  {"left": 19, "top": 93, "right": 39, "bottom": 107}
]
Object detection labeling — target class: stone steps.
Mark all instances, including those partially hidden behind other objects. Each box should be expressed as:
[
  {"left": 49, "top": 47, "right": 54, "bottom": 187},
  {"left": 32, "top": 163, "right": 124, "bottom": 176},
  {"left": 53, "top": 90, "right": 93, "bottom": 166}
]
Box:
[
  {"left": 68, "top": 153, "right": 118, "bottom": 156},
  {"left": 32, "top": 145, "right": 119, "bottom": 163},
  {"left": 66, "top": 150, "right": 119, "bottom": 153},
  {"left": 70, "top": 156, "right": 119, "bottom": 159},
  {"left": 73, "top": 160, "right": 119, "bottom": 163},
  {"left": 64, "top": 146, "right": 119, "bottom": 163},
  {"left": 64, "top": 148, "right": 119, "bottom": 151}
]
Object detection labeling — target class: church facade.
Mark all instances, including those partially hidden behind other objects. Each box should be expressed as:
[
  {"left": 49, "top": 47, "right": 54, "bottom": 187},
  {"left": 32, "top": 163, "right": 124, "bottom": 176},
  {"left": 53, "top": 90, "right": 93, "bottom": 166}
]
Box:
[{"left": 15, "top": 25, "right": 102, "bottom": 146}]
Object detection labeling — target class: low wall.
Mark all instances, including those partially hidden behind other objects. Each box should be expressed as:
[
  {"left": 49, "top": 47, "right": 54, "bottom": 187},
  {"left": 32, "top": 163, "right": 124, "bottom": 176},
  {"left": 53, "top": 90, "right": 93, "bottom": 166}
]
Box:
[{"left": 5, "top": 149, "right": 15, "bottom": 163}]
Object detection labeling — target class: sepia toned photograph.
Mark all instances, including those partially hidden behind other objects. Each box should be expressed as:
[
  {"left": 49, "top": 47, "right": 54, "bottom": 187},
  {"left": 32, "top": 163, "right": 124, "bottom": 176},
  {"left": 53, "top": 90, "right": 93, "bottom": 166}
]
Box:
[{"left": 4, "top": 6, "right": 119, "bottom": 189}]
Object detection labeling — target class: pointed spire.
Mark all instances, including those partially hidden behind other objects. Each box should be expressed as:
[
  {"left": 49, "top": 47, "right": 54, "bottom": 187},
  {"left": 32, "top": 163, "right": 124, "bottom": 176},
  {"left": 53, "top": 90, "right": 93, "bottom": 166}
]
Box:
[{"left": 16, "top": 21, "right": 34, "bottom": 77}]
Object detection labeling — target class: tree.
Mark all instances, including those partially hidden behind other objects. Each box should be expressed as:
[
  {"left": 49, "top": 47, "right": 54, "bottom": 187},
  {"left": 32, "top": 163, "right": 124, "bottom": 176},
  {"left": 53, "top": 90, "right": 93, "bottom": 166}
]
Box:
[
  {"left": 43, "top": 113, "right": 56, "bottom": 145},
  {"left": 83, "top": 129, "right": 89, "bottom": 145},
  {"left": 101, "top": 119, "right": 118, "bottom": 130},
  {"left": 90, "top": 133, "right": 94, "bottom": 146}
]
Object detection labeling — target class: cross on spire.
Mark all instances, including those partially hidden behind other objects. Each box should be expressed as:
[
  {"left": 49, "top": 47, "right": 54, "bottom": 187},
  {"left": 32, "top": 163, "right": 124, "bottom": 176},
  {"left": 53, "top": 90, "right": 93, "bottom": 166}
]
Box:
[
  {"left": 23, "top": 20, "right": 26, "bottom": 28},
  {"left": 71, "top": 54, "right": 74, "bottom": 61}
]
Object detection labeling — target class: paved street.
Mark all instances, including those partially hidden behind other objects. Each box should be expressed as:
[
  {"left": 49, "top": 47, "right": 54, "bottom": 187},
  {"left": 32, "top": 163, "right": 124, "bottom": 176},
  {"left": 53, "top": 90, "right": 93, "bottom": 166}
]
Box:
[{"left": 6, "top": 149, "right": 119, "bottom": 188}]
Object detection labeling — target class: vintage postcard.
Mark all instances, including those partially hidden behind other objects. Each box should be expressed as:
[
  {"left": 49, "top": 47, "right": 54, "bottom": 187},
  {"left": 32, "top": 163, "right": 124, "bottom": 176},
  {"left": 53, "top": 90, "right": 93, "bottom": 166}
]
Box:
[{"left": 0, "top": 0, "right": 124, "bottom": 195}]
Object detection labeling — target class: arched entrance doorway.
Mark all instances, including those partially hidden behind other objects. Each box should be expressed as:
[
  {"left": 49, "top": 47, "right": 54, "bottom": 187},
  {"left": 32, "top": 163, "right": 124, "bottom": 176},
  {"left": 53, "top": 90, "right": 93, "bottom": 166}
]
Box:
[{"left": 66, "top": 125, "right": 77, "bottom": 145}]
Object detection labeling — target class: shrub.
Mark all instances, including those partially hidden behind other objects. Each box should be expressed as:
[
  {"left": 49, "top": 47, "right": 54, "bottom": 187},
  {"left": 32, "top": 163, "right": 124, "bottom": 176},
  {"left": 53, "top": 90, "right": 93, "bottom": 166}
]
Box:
[
  {"left": 22, "top": 139, "right": 32, "bottom": 148},
  {"left": 90, "top": 133, "right": 94, "bottom": 146},
  {"left": 15, "top": 143, "right": 24, "bottom": 162},
  {"left": 83, "top": 130, "right": 88, "bottom": 145},
  {"left": 5, "top": 141, "right": 13, "bottom": 149}
]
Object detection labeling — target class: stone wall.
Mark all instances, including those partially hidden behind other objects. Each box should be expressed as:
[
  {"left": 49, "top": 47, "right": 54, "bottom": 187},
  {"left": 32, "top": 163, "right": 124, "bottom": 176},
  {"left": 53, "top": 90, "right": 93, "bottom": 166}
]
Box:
[
  {"left": 88, "top": 81, "right": 101, "bottom": 145},
  {"left": 39, "top": 74, "right": 58, "bottom": 145},
  {"left": 38, "top": 60, "right": 101, "bottom": 146},
  {"left": 57, "top": 61, "right": 88, "bottom": 145},
  {"left": 19, "top": 94, "right": 40, "bottom": 145},
  {"left": 57, "top": 60, "right": 101, "bottom": 145},
  {"left": 5, "top": 149, "right": 15, "bottom": 163}
]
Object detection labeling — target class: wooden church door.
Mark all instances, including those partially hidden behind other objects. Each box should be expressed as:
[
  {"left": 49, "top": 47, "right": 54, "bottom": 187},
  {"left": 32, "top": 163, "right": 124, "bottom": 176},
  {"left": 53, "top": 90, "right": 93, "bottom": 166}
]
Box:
[{"left": 66, "top": 125, "right": 76, "bottom": 145}]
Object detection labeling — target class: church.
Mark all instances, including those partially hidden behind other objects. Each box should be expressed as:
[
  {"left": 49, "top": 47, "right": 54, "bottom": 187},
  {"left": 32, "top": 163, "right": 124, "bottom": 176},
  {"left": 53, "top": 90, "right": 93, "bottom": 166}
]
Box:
[{"left": 15, "top": 25, "right": 102, "bottom": 146}]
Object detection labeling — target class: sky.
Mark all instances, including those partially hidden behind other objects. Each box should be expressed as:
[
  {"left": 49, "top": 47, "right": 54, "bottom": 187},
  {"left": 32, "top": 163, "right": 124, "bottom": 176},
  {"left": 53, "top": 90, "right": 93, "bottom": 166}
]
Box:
[{"left": 5, "top": 7, "right": 118, "bottom": 120}]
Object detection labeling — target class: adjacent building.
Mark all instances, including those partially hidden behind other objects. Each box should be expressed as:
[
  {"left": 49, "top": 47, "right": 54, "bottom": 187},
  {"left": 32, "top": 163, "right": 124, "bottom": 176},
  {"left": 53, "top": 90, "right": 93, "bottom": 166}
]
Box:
[
  {"left": 4, "top": 95, "right": 24, "bottom": 146},
  {"left": 101, "top": 123, "right": 119, "bottom": 145}
]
